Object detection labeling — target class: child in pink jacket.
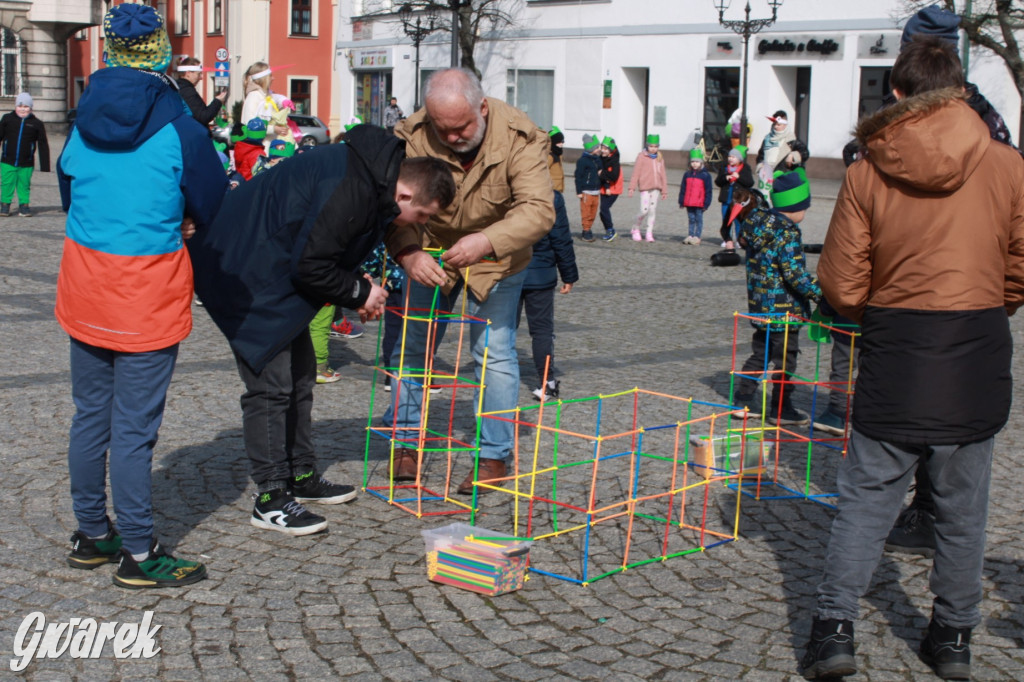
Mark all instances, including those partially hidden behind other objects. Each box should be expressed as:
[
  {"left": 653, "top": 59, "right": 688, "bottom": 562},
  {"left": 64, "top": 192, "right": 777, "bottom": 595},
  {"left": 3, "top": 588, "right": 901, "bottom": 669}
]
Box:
[{"left": 627, "top": 134, "right": 668, "bottom": 242}]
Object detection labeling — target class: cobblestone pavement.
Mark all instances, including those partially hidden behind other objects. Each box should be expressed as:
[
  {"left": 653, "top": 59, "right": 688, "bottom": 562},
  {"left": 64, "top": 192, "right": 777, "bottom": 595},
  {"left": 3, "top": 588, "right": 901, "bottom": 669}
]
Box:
[{"left": 1, "top": 155, "right": 1022, "bottom": 681}]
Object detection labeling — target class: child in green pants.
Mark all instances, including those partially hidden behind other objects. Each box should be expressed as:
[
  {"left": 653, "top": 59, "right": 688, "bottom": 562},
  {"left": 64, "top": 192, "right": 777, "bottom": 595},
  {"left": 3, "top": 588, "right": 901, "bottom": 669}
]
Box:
[
  {"left": 309, "top": 303, "right": 341, "bottom": 383},
  {"left": 0, "top": 92, "right": 49, "bottom": 217}
]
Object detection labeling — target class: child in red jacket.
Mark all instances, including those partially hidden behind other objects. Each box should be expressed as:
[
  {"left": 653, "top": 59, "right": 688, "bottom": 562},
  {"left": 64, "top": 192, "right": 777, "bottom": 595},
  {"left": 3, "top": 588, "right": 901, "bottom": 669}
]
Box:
[{"left": 678, "top": 148, "right": 713, "bottom": 244}]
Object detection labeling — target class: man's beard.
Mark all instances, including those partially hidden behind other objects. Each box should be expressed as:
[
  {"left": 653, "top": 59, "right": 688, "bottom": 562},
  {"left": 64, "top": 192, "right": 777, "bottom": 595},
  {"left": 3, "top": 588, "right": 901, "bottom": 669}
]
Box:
[{"left": 436, "top": 111, "right": 486, "bottom": 154}]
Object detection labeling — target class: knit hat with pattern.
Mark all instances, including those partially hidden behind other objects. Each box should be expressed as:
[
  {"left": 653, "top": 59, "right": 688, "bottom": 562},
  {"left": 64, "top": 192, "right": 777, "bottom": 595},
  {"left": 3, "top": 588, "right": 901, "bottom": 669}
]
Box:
[{"left": 103, "top": 3, "right": 172, "bottom": 72}]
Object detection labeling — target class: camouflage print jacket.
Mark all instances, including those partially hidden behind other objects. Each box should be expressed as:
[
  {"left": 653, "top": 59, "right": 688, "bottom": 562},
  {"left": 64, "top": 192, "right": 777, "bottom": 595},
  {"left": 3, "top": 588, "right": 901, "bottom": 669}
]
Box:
[{"left": 738, "top": 207, "right": 821, "bottom": 330}]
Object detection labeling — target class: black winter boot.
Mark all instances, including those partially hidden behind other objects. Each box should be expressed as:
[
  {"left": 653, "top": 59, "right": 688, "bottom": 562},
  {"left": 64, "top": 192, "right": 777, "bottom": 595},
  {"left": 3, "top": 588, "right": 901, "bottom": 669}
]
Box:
[
  {"left": 801, "top": 617, "right": 856, "bottom": 679},
  {"left": 919, "top": 619, "right": 971, "bottom": 680}
]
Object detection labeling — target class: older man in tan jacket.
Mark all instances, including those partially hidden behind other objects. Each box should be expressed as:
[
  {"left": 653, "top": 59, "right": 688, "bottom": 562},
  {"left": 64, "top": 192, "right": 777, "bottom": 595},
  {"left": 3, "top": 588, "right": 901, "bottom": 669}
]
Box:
[{"left": 384, "top": 68, "right": 554, "bottom": 495}]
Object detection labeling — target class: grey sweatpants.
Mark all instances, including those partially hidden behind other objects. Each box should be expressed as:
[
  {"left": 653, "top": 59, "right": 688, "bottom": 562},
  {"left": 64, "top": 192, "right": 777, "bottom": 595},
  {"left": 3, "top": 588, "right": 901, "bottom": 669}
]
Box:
[{"left": 815, "top": 428, "right": 993, "bottom": 629}]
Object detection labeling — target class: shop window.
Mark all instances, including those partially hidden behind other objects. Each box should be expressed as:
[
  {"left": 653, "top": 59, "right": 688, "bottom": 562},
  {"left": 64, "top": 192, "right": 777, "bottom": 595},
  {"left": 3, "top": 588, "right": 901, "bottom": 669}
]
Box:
[
  {"left": 291, "top": 0, "right": 312, "bottom": 36},
  {"left": 290, "top": 79, "right": 312, "bottom": 115},
  {"left": 858, "top": 67, "right": 891, "bottom": 119},
  {"left": 505, "top": 69, "right": 553, "bottom": 130},
  {"left": 703, "top": 67, "right": 739, "bottom": 149}
]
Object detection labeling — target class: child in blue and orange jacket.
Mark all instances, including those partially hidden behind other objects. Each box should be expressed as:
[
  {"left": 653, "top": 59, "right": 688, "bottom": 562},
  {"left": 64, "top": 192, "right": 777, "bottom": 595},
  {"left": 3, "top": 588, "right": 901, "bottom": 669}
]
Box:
[{"left": 678, "top": 148, "right": 712, "bottom": 244}]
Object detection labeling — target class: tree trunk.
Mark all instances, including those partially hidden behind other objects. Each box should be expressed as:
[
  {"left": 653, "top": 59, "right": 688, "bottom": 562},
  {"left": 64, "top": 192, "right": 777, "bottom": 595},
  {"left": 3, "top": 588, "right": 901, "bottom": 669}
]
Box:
[{"left": 457, "top": 4, "right": 479, "bottom": 79}]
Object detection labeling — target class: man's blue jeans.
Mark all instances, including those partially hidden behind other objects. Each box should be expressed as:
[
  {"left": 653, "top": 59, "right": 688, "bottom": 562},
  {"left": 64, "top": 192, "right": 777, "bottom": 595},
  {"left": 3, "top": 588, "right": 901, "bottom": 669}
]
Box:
[
  {"left": 384, "top": 270, "right": 526, "bottom": 461},
  {"left": 68, "top": 338, "right": 178, "bottom": 556},
  {"left": 815, "top": 428, "right": 993, "bottom": 629}
]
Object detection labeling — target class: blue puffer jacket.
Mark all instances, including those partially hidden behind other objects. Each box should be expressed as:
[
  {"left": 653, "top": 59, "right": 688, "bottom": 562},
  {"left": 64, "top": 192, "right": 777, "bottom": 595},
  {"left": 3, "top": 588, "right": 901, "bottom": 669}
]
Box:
[
  {"left": 188, "top": 125, "right": 404, "bottom": 372},
  {"left": 738, "top": 206, "right": 821, "bottom": 330},
  {"left": 524, "top": 191, "right": 578, "bottom": 291}
]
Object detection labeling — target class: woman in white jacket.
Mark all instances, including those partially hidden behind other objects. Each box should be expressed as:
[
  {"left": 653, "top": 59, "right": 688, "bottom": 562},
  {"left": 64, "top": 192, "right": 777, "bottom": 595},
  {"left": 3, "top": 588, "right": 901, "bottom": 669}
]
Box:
[{"left": 240, "top": 62, "right": 289, "bottom": 146}]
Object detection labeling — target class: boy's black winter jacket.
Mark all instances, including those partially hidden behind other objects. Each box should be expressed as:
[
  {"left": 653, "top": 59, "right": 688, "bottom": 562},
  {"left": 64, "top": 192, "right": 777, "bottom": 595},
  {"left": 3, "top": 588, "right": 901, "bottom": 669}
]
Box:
[
  {"left": 188, "top": 125, "right": 403, "bottom": 372},
  {"left": 524, "top": 191, "right": 579, "bottom": 291},
  {"left": 0, "top": 112, "right": 49, "bottom": 171}
]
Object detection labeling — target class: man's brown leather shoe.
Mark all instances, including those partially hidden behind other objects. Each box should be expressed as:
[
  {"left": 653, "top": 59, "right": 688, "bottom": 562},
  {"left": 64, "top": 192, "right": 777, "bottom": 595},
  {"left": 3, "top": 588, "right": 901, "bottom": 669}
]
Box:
[
  {"left": 391, "top": 447, "right": 419, "bottom": 482},
  {"left": 456, "top": 458, "right": 506, "bottom": 495}
]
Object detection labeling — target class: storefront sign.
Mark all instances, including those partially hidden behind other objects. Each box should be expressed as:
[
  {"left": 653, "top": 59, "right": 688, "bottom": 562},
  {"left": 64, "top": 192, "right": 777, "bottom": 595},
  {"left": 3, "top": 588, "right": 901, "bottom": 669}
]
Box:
[
  {"left": 603, "top": 79, "right": 612, "bottom": 109},
  {"left": 857, "top": 32, "right": 900, "bottom": 59},
  {"left": 351, "top": 48, "right": 393, "bottom": 70},
  {"left": 755, "top": 35, "right": 844, "bottom": 59},
  {"left": 707, "top": 37, "right": 739, "bottom": 60}
]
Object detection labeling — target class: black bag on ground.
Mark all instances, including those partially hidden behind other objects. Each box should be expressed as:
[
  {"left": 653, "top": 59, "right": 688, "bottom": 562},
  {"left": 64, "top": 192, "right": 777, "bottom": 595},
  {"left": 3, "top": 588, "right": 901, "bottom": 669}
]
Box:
[{"left": 710, "top": 249, "right": 741, "bottom": 267}]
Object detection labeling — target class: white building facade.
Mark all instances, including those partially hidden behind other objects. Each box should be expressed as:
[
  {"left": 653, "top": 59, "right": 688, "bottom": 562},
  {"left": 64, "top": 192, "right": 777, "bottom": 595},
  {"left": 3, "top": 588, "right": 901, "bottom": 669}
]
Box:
[{"left": 336, "top": 0, "right": 1021, "bottom": 175}]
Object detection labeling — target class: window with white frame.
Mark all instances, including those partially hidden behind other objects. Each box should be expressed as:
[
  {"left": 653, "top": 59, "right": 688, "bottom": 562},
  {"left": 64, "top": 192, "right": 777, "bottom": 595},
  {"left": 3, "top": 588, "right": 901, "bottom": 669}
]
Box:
[
  {"left": 505, "top": 69, "right": 554, "bottom": 130},
  {"left": 0, "top": 27, "right": 22, "bottom": 99},
  {"left": 210, "top": 0, "right": 222, "bottom": 34},
  {"left": 291, "top": 0, "right": 313, "bottom": 35},
  {"left": 290, "top": 78, "right": 313, "bottom": 115},
  {"left": 177, "top": 0, "right": 190, "bottom": 35}
]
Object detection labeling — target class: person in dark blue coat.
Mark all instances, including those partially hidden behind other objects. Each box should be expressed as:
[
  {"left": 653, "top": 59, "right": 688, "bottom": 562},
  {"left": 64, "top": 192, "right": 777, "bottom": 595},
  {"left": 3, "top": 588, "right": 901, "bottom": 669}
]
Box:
[
  {"left": 188, "top": 124, "right": 455, "bottom": 536},
  {"left": 517, "top": 190, "right": 579, "bottom": 401}
]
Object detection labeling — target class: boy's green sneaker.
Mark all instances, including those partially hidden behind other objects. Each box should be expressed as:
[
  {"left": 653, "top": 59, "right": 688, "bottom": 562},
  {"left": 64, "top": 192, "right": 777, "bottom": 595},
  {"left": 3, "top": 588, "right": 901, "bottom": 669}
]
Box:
[
  {"left": 67, "top": 519, "right": 122, "bottom": 569},
  {"left": 112, "top": 541, "right": 207, "bottom": 589}
]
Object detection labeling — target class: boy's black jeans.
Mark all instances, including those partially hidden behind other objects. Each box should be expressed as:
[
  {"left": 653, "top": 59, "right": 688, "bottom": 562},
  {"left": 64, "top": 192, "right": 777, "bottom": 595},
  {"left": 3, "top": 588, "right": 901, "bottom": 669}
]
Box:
[{"left": 735, "top": 327, "right": 799, "bottom": 407}]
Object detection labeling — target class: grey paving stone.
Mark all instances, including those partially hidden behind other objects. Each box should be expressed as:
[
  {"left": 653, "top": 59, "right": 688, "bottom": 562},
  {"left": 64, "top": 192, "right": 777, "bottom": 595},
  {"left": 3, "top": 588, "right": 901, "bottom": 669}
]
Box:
[{"left": 2, "top": 159, "right": 1022, "bottom": 680}]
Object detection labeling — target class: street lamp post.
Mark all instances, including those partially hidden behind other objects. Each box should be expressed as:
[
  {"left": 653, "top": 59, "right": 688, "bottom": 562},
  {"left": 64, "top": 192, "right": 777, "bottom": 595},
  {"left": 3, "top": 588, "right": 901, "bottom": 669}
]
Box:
[
  {"left": 713, "top": 0, "right": 783, "bottom": 147},
  {"left": 399, "top": 3, "right": 439, "bottom": 109}
]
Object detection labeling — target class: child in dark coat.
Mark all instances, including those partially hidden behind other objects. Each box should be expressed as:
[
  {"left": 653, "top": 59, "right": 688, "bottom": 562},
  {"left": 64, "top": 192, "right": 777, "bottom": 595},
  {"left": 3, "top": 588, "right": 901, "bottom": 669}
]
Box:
[
  {"left": 574, "top": 134, "right": 602, "bottom": 242},
  {"left": 715, "top": 145, "right": 754, "bottom": 248},
  {"left": 0, "top": 92, "right": 49, "bottom": 217},
  {"left": 518, "top": 190, "right": 579, "bottom": 400},
  {"left": 732, "top": 169, "right": 821, "bottom": 425},
  {"left": 678, "top": 148, "right": 713, "bottom": 244}
]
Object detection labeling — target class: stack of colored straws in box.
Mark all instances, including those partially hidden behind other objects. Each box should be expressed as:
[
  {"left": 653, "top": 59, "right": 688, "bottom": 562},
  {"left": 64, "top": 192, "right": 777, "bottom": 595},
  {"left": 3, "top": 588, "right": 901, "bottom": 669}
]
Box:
[{"left": 422, "top": 523, "right": 532, "bottom": 596}]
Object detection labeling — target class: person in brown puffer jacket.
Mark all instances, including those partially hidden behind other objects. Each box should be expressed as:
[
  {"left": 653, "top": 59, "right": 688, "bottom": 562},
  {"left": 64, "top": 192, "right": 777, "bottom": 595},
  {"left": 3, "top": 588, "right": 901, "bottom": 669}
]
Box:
[{"left": 801, "top": 36, "right": 1024, "bottom": 681}]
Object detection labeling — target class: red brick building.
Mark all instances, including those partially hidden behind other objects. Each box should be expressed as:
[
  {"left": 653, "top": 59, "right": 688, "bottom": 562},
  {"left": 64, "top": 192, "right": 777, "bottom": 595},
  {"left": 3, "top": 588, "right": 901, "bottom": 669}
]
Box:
[{"left": 67, "top": 0, "right": 340, "bottom": 132}]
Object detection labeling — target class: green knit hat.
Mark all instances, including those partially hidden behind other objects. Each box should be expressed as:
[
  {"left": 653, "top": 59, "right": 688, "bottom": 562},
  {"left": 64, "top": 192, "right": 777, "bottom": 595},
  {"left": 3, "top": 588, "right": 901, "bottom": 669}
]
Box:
[
  {"left": 689, "top": 147, "right": 704, "bottom": 160},
  {"left": 548, "top": 126, "right": 562, "bottom": 137},
  {"left": 269, "top": 140, "right": 296, "bottom": 158},
  {"left": 583, "top": 134, "right": 599, "bottom": 151},
  {"left": 601, "top": 136, "right": 616, "bottom": 150},
  {"left": 771, "top": 167, "right": 811, "bottom": 212},
  {"left": 646, "top": 134, "right": 660, "bottom": 145}
]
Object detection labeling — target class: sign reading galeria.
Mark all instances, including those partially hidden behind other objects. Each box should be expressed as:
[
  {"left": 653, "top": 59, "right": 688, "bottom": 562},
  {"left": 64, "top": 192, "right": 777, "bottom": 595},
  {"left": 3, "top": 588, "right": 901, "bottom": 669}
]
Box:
[{"left": 755, "top": 34, "right": 844, "bottom": 59}]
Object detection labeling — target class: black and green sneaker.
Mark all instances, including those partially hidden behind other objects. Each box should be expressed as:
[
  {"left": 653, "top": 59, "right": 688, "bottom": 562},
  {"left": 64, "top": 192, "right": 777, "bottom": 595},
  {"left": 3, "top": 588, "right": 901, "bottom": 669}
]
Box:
[
  {"left": 112, "top": 541, "right": 207, "bottom": 589},
  {"left": 67, "top": 519, "right": 123, "bottom": 570},
  {"left": 291, "top": 470, "right": 357, "bottom": 505}
]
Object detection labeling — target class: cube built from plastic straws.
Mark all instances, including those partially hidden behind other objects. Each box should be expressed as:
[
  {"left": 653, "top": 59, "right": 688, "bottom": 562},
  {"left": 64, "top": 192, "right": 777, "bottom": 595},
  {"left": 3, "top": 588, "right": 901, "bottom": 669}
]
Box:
[
  {"left": 475, "top": 388, "right": 754, "bottom": 585},
  {"left": 363, "top": 256, "right": 492, "bottom": 517},
  {"left": 728, "top": 311, "right": 859, "bottom": 509}
]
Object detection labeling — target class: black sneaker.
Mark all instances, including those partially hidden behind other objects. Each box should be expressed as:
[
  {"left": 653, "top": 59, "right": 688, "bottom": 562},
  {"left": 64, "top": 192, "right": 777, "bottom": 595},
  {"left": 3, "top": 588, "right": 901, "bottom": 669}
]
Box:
[
  {"left": 112, "top": 540, "right": 207, "bottom": 589},
  {"left": 532, "top": 379, "right": 560, "bottom": 402},
  {"left": 0, "top": 203, "right": 9, "bottom": 217},
  {"left": 18, "top": 204, "right": 30, "bottom": 217},
  {"left": 919, "top": 620, "right": 971, "bottom": 680},
  {"left": 67, "top": 518, "right": 122, "bottom": 569},
  {"left": 581, "top": 230, "right": 595, "bottom": 242},
  {"left": 769, "top": 404, "right": 811, "bottom": 426},
  {"left": 291, "top": 471, "right": 357, "bottom": 504},
  {"left": 801, "top": 618, "right": 856, "bottom": 679},
  {"left": 884, "top": 506, "right": 936, "bottom": 557},
  {"left": 251, "top": 489, "right": 328, "bottom": 535}
]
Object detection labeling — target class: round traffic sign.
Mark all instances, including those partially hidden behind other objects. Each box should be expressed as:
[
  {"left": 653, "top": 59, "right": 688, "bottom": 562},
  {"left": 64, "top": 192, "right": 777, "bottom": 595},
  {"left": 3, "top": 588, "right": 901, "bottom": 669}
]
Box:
[{"left": 215, "top": 47, "right": 229, "bottom": 62}]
